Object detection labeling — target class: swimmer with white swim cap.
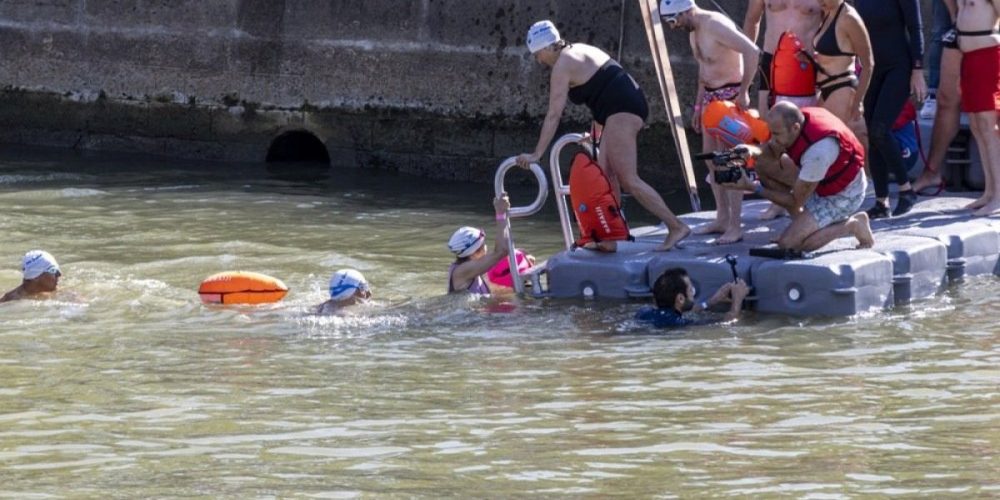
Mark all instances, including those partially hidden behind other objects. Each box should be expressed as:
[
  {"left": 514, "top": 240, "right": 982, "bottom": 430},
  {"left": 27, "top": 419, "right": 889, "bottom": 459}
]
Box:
[
  {"left": 1, "top": 250, "right": 62, "bottom": 303},
  {"left": 317, "top": 269, "right": 372, "bottom": 314},
  {"left": 447, "top": 194, "right": 511, "bottom": 295}
]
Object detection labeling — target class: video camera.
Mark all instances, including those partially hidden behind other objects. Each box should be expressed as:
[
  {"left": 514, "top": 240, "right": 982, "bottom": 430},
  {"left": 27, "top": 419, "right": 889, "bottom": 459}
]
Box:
[{"left": 694, "top": 145, "right": 755, "bottom": 185}]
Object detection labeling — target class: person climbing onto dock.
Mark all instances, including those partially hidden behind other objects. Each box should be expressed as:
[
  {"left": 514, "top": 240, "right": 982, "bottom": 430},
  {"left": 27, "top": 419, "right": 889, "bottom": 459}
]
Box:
[{"left": 515, "top": 20, "right": 690, "bottom": 251}]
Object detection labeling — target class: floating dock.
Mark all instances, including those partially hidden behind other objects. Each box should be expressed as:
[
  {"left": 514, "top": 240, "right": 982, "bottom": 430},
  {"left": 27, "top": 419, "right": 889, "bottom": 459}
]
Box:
[{"left": 534, "top": 195, "right": 1000, "bottom": 317}]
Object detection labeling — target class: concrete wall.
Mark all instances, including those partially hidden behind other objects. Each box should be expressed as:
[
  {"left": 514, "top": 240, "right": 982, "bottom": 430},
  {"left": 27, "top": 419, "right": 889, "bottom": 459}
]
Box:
[{"left": 0, "top": 0, "right": 930, "bottom": 190}]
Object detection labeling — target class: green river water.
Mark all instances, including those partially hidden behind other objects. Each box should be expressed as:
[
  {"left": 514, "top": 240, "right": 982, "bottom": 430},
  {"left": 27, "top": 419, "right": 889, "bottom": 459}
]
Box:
[{"left": 0, "top": 148, "right": 997, "bottom": 497}]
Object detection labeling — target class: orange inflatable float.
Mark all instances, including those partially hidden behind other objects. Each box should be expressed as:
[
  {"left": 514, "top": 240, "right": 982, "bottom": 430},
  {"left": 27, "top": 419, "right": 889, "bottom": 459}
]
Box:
[
  {"left": 702, "top": 100, "right": 771, "bottom": 147},
  {"left": 198, "top": 271, "right": 289, "bottom": 305},
  {"left": 771, "top": 31, "right": 816, "bottom": 99},
  {"left": 568, "top": 152, "right": 631, "bottom": 247}
]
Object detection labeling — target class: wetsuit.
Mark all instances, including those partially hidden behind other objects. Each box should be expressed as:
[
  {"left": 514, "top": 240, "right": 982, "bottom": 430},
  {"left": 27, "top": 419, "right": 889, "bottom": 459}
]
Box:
[
  {"left": 634, "top": 306, "right": 694, "bottom": 328},
  {"left": 856, "top": 0, "right": 924, "bottom": 200},
  {"left": 568, "top": 60, "right": 649, "bottom": 125},
  {"left": 812, "top": 2, "right": 858, "bottom": 101}
]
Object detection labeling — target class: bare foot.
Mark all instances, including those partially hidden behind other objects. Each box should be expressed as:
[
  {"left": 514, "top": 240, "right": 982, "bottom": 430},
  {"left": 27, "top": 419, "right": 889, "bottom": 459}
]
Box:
[
  {"left": 973, "top": 200, "right": 1000, "bottom": 217},
  {"left": 848, "top": 212, "right": 875, "bottom": 249},
  {"left": 715, "top": 228, "right": 743, "bottom": 245},
  {"left": 758, "top": 203, "right": 787, "bottom": 220},
  {"left": 582, "top": 241, "right": 617, "bottom": 252},
  {"left": 693, "top": 220, "right": 726, "bottom": 235},
  {"left": 656, "top": 224, "right": 691, "bottom": 251},
  {"left": 965, "top": 195, "right": 991, "bottom": 210},
  {"left": 912, "top": 171, "right": 942, "bottom": 193}
]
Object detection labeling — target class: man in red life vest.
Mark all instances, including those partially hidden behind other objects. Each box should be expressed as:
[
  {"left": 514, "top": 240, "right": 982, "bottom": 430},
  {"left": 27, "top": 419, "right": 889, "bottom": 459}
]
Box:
[{"left": 720, "top": 102, "right": 874, "bottom": 252}]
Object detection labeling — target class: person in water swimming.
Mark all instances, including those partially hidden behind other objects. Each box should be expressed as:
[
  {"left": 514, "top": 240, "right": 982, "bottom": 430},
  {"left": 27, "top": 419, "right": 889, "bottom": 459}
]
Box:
[
  {"left": 1, "top": 250, "right": 62, "bottom": 304},
  {"left": 316, "top": 269, "right": 371, "bottom": 314},
  {"left": 635, "top": 267, "right": 750, "bottom": 328},
  {"left": 447, "top": 194, "right": 511, "bottom": 295},
  {"left": 662, "top": 0, "right": 760, "bottom": 245},
  {"left": 811, "top": 0, "right": 873, "bottom": 137},
  {"left": 515, "top": 20, "right": 690, "bottom": 251},
  {"left": 855, "top": 0, "right": 926, "bottom": 219}
]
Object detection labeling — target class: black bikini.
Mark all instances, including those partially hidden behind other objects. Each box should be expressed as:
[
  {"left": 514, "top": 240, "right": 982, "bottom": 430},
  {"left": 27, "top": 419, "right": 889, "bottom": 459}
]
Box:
[
  {"left": 812, "top": 2, "right": 858, "bottom": 101},
  {"left": 568, "top": 60, "right": 649, "bottom": 125}
]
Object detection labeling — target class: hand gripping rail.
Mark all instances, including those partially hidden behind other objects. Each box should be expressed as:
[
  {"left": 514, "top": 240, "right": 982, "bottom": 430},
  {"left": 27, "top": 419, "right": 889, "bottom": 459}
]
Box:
[{"left": 494, "top": 158, "right": 549, "bottom": 295}]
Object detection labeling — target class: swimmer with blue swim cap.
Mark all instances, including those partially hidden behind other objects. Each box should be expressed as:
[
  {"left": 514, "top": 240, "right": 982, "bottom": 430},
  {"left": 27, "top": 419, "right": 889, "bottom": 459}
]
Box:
[
  {"left": 317, "top": 269, "right": 371, "bottom": 314},
  {"left": 1, "top": 250, "right": 62, "bottom": 303}
]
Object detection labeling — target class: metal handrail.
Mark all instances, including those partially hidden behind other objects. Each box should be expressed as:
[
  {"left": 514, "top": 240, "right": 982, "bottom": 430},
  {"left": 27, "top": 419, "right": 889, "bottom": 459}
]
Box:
[
  {"left": 548, "top": 133, "right": 590, "bottom": 251},
  {"left": 494, "top": 158, "right": 548, "bottom": 295}
]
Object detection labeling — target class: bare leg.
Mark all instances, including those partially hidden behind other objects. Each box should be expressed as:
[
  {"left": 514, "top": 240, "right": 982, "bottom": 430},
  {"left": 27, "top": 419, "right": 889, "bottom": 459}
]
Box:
[
  {"left": 718, "top": 188, "right": 744, "bottom": 244},
  {"left": 778, "top": 210, "right": 874, "bottom": 252},
  {"left": 915, "top": 48, "right": 962, "bottom": 193},
  {"left": 966, "top": 111, "right": 997, "bottom": 211},
  {"left": 971, "top": 111, "right": 1000, "bottom": 215},
  {"left": 694, "top": 133, "right": 731, "bottom": 235},
  {"left": 601, "top": 113, "right": 690, "bottom": 250},
  {"left": 757, "top": 155, "right": 797, "bottom": 219}
]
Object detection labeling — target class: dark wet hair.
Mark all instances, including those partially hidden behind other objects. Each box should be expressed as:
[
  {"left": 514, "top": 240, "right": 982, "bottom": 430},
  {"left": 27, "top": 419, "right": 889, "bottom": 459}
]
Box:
[{"left": 652, "top": 268, "right": 689, "bottom": 309}]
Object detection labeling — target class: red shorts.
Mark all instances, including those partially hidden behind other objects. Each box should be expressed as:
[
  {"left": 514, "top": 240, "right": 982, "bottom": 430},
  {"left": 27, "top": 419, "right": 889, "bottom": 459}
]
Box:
[{"left": 961, "top": 45, "right": 1000, "bottom": 113}]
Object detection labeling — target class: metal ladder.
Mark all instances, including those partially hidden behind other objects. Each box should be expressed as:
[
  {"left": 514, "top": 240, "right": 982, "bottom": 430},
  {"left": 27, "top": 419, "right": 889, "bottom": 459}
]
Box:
[{"left": 492, "top": 132, "right": 591, "bottom": 296}]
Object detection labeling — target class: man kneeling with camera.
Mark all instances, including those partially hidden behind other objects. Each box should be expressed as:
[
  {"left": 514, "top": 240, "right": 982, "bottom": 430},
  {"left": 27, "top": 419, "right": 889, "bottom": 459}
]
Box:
[{"left": 715, "top": 102, "right": 875, "bottom": 252}]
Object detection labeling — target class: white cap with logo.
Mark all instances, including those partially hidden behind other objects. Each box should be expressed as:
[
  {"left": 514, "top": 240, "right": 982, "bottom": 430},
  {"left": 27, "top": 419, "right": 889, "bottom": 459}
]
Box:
[
  {"left": 22, "top": 250, "right": 60, "bottom": 280},
  {"left": 526, "top": 20, "right": 561, "bottom": 54},
  {"left": 660, "top": 0, "right": 695, "bottom": 16}
]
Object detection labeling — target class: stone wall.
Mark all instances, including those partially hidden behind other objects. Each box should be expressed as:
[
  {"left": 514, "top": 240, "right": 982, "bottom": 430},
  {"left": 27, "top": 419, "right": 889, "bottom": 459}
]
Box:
[{"left": 0, "top": 0, "right": 931, "bottom": 190}]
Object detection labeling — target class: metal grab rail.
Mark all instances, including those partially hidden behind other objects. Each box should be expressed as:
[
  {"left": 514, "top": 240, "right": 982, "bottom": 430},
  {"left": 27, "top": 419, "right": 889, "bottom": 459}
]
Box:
[
  {"left": 493, "top": 158, "right": 549, "bottom": 295},
  {"left": 548, "top": 133, "right": 591, "bottom": 251}
]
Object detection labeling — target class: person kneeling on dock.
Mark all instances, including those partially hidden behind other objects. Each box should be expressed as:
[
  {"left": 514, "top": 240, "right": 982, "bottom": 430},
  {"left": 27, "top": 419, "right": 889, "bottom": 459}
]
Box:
[
  {"left": 719, "top": 102, "right": 874, "bottom": 252},
  {"left": 635, "top": 268, "right": 750, "bottom": 327},
  {"left": 1, "top": 250, "right": 62, "bottom": 304}
]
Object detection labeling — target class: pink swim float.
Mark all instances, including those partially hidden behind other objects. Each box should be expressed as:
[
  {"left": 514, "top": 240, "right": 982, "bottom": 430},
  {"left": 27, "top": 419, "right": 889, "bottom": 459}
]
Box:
[{"left": 486, "top": 249, "right": 532, "bottom": 289}]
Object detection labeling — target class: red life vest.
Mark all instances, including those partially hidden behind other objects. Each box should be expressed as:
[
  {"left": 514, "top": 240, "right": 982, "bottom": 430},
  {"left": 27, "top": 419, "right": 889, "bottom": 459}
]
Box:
[
  {"left": 772, "top": 31, "right": 817, "bottom": 98},
  {"left": 786, "top": 107, "right": 865, "bottom": 197},
  {"left": 568, "top": 152, "right": 631, "bottom": 246}
]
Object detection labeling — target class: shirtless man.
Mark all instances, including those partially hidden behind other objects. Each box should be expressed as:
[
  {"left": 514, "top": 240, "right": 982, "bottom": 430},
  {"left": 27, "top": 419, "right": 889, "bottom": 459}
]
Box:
[
  {"left": 0, "top": 250, "right": 62, "bottom": 304},
  {"left": 744, "top": 0, "right": 822, "bottom": 113},
  {"left": 661, "top": 0, "right": 760, "bottom": 244},
  {"left": 956, "top": 0, "right": 1000, "bottom": 215}
]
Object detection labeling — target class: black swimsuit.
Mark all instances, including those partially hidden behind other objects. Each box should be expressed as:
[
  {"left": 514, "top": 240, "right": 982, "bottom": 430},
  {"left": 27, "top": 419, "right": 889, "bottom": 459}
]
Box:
[
  {"left": 812, "top": 2, "right": 859, "bottom": 101},
  {"left": 568, "top": 60, "right": 649, "bottom": 125}
]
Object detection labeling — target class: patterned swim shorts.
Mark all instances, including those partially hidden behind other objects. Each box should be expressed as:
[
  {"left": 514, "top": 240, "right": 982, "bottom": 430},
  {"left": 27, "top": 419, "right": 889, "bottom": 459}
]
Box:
[{"left": 804, "top": 169, "right": 866, "bottom": 229}]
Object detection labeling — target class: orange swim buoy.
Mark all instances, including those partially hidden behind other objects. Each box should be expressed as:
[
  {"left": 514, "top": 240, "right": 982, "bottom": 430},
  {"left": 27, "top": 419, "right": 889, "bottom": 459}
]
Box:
[
  {"left": 568, "top": 152, "right": 631, "bottom": 247},
  {"left": 702, "top": 100, "right": 771, "bottom": 147},
  {"left": 198, "top": 271, "right": 289, "bottom": 305},
  {"left": 772, "top": 31, "right": 816, "bottom": 98}
]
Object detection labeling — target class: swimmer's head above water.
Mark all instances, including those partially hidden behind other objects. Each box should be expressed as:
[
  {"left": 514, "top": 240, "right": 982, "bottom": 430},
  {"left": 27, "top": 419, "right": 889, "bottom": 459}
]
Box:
[{"left": 328, "top": 269, "right": 371, "bottom": 304}]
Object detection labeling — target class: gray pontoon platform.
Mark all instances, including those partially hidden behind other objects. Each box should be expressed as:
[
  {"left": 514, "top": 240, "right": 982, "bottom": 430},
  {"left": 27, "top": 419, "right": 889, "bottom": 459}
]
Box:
[{"left": 533, "top": 196, "right": 999, "bottom": 317}]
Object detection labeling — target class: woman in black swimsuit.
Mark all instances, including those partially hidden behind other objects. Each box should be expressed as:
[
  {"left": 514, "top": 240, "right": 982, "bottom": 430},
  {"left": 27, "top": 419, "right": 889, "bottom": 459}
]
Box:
[
  {"left": 812, "top": 0, "right": 874, "bottom": 128},
  {"left": 515, "top": 20, "right": 690, "bottom": 251},
  {"left": 856, "top": 0, "right": 927, "bottom": 218}
]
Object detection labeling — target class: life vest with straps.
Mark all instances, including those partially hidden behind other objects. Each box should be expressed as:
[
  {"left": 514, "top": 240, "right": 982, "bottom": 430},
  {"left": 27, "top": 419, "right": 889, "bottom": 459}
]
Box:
[
  {"left": 787, "top": 107, "right": 864, "bottom": 197},
  {"left": 772, "top": 31, "right": 817, "bottom": 98},
  {"left": 568, "top": 151, "right": 631, "bottom": 247}
]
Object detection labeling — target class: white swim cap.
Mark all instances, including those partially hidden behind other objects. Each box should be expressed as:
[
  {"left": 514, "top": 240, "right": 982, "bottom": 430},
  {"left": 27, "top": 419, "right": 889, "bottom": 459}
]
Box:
[
  {"left": 448, "top": 226, "right": 486, "bottom": 258},
  {"left": 526, "top": 20, "right": 561, "bottom": 54},
  {"left": 328, "top": 269, "right": 369, "bottom": 302},
  {"left": 22, "top": 250, "right": 60, "bottom": 280},
  {"left": 660, "top": 0, "right": 695, "bottom": 16}
]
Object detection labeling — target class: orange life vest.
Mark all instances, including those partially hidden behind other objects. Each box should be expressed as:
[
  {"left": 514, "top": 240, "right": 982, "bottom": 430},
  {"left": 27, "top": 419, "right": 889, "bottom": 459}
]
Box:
[
  {"left": 772, "top": 31, "right": 816, "bottom": 98},
  {"left": 568, "top": 152, "right": 630, "bottom": 246},
  {"left": 702, "top": 100, "right": 771, "bottom": 147}
]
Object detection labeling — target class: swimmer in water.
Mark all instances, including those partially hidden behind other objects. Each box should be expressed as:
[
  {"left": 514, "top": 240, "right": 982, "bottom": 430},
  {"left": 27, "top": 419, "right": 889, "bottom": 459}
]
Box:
[
  {"left": 1, "top": 250, "right": 62, "bottom": 304},
  {"left": 316, "top": 269, "right": 371, "bottom": 314}
]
